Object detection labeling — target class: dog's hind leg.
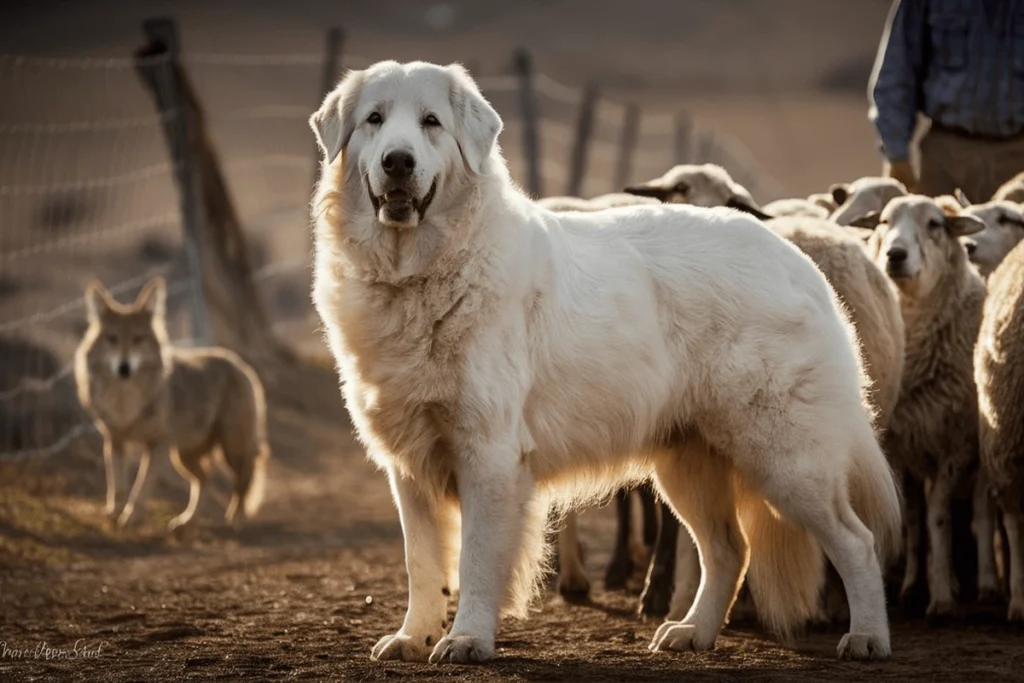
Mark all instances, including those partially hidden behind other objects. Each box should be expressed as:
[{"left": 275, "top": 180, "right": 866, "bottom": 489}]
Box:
[
  {"left": 372, "top": 467, "right": 458, "bottom": 663},
  {"left": 168, "top": 449, "right": 209, "bottom": 532},
  {"left": 649, "top": 438, "right": 748, "bottom": 653}
]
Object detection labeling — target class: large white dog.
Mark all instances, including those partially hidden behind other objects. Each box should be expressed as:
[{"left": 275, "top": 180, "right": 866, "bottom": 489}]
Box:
[{"left": 309, "top": 60, "right": 901, "bottom": 665}]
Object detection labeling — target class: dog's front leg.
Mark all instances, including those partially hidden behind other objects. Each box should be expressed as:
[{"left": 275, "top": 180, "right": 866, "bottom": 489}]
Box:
[
  {"left": 371, "top": 467, "right": 455, "bottom": 662},
  {"left": 430, "top": 438, "right": 532, "bottom": 665},
  {"left": 117, "top": 442, "right": 170, "bottom": 528},
  {"left": 103, "top": 437, "right": 129, "bottom": 519}
]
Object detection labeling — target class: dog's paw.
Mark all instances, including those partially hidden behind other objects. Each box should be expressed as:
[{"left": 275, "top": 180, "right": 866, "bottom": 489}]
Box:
[
  {"left": 648, "top": 622, "right": 715, "bottom": 653},
  {"left": 428, "top": 635, "right": 495, "bottom": 664},
  {"left": 837, "top": 632, "right": 890, "bottom": 660},
  {"left": 167, "top": 514, "right": 193, "bottom": 533},
  {"left": 370, "top": 633, "right": 436, "bottom": 662},
  {"left": 115, "top": 506, "right": 139, "bottom": 529}
]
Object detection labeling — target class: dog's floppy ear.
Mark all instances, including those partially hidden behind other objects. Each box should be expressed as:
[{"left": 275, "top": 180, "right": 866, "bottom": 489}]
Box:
[
  {"left": 830, "top": 183, "right": 850, "bottom": 207},
  {"left": 310, "top": 70, "right": 365, "bottom": 164},
  {"left": 945, "top": 213, "right": 985, "bottom": 238},
  {"left": 622, "top": 182, "right": 670, "bottom": 201},
  {"left": 847, "top": 210, "right": 882, "bottom": 230},
  {"left": 448, "top": 64, "right": 503, "bottom": 174},
  {"left": 134, "top": 276, "right": 167, "bottom": 319},
  {"left": 84, "top": 279, "right": 114, "bottom": 322},
  {"left": 725, "top": 196, "right": 774, "bottom": 221}
]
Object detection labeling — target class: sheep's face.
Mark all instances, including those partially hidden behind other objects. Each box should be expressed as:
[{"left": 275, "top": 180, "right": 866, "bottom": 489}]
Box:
[
  {"left": 960, "top": 201, "right": 1024, "bottom": 278},
  {"left": 829, "top": 177, "right": 907, "bottom": 226},
  {"left": 868, "top": 196, "right": 984, "bottom": 296},
  {"left": 623, "top": 163, "right": 760, "bottom": 212}
]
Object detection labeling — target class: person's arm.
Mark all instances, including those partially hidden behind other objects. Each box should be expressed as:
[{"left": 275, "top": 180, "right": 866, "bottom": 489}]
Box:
[{"left": 868, "top": 0, "right": 928, "bottom": 164}]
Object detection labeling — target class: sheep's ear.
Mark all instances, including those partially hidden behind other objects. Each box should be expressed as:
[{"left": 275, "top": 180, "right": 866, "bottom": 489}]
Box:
[
  {"left": 847, "top": 210, "right": 882, "bottom": 230},
  {"left": 830, "top": 183, "right": 850, "bottom": 207},
  {"left": 310, "top": 70, "right": 365, "bottom": 164},
  {"left": 945, "top": 213, "right": 985, "bottom": 238},
  {"left": 84, "top": 279, "right": 114, "bottom": 322},
  {"left": 725, "top": 197, "right": 774, "bottom": 221},
  {"left": 134, "top": 276, "right": 167, "bottom": 319},
  {"left": 622, "top": 181, "right": 670, "bottom": 201},
  {"left": 953, "top": 187, "right": 972, "bottom": 208}
]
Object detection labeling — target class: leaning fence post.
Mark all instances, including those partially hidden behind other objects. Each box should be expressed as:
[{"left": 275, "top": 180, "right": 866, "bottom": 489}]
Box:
[
  {"left": 614, "top": 103, "right": 639, "bottom": 190},
  {"left": 674, "top": 113, "right": 693, "bottom": 165},
  {"left": 135, "top": 17, "right": 211, "bottom": 345},
  {"left": 566, "top": 81, "right": 598, "bottom": 197},
  {"left": 313, "top": 27, "right": 344, "bottom": 185},
  {"left": 513, "top": 48, "right": 542, "bottom": 198}
]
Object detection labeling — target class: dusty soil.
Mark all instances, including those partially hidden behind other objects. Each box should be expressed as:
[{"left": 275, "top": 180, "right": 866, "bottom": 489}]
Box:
[{"left": 2, "top": 358, "right": 1024, "bottom": 682}]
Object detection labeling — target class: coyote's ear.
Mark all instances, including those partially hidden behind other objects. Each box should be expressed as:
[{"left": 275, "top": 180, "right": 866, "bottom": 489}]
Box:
[
  {"left": 134, "top": 276, "right": 167, "bottom": 319},
  {"left": 84, "top": 279, "right": 114, "bottom": 322}
]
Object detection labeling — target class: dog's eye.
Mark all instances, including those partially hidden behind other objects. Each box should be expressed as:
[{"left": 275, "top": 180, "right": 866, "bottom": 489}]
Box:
[
  {"left": 104, "top": 334, "right": 118, "bottom": 345},
  {"left": 422, "top": 114, "right": 441, "bottom": 128},
  {"left": 673, "top": 183, "right": 689, "bottom": 194},
  {"left": 131, "top": 335, "right": 146, "bottom": 345},
  {"left": 927, "top": 218, "right": 944, "bottom": 230},
  {"left": 366, "top": 112, "right": 383, "bottom": 125}
]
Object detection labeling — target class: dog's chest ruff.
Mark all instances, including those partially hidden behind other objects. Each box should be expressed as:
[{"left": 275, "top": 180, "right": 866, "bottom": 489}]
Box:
[{"left": 327, "top": 274, "right": 479, "bottom": 472}]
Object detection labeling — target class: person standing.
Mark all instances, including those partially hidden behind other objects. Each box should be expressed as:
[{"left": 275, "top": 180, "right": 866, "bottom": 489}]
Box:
[{"left": 869, "top": 0, "right": 1024, "bottom": 201}]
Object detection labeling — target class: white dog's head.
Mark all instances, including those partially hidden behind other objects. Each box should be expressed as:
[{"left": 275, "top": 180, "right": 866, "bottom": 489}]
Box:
[{"left": 310, "top": 60, "right": 503, "bottom": 230}]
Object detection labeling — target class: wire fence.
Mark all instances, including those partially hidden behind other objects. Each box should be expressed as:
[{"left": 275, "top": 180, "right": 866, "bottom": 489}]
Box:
[{"left": 0, "top": 26, "right": 784, "bottom": 463}]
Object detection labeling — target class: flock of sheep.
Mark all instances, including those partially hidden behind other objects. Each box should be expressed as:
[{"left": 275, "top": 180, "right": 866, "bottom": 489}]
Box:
[{"left": 538, "top": 164, "right": 1024, "bottom": 626}]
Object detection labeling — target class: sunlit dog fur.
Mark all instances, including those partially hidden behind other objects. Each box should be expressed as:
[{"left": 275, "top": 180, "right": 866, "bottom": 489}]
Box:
[{"left": 309, "top": 60, "right": 902, "bottom": 665}]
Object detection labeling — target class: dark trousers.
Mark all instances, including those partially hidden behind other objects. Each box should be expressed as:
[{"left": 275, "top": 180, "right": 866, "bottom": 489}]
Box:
[{"left": 918, "top": 124, "right": 1024, "bottom": 202}]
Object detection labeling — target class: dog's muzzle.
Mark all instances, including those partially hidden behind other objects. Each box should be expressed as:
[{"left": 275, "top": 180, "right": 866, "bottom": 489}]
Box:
[
  {"left": 368, "top": 177, "right": 437, "bottom": 227},
  {"left": 117, "top": 360, "right": 131, "bottom": 379}
]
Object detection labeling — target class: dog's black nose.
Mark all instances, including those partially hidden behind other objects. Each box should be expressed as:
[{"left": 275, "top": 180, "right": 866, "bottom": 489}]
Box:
[
  {"left": 117, "top": 361, "right": 131, "bottom": 378},
  {"left": 887, "top": 246, "right": 908, "bottom": 265},
  {"left": 382, "top": 150, "right": 415, "bottom": 179}
]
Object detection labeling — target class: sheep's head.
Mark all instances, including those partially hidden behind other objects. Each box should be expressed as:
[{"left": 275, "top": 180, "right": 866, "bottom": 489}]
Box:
[
  {"left": 829, "top": 176, "right": 908, "bottom": 226},
  {"left": 959, "top": 199, "right": 1024, "bottom": 278},
  {"left": 866, "top": 195, "right": 984, "bottom": 297},
  {"left": 623, "top": 163, "right": 769, "bottom": 219}
]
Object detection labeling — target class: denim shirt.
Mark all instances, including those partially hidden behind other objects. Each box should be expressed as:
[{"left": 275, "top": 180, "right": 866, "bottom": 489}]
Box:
[{"left": 869, "top": 0, "right": 1024, "bottom": 161}]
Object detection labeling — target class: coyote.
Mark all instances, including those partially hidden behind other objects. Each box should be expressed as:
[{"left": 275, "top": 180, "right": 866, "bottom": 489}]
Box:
[{"left": 74, "top": 276, "right": 269, "bottom": 531}]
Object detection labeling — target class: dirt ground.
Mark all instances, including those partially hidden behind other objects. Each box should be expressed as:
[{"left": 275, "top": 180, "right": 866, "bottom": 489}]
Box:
[{"left": 3, "top": 358, "right": 1024, "bottom": 683}]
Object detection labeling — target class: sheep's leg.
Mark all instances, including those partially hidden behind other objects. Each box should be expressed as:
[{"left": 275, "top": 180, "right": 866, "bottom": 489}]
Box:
[
  {"left": 925, "top": 465, "right": 961, "bottom": 617},
  {"left": 1000, "top": 493, "right": 1024, "bottom": 621},
  {"left": 604, "top": 489, "right": 635, "bottom": 590},
  {"left": 556, "top": 512, "right": 590, "bottom": 598},
  {"left": 639, "top": 502, "right": 679, "bottom": 618},
  {"left": 899, "top": 473, "right": 926, "bottom": 611},
  {"left": 974, "top": 474, "right": 1001, "bottom": 603}
]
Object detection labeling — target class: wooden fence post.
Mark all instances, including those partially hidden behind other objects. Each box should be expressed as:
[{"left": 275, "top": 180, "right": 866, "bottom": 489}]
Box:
[
  {"left": 614, "top": 103, "right": 639, "bottom": 190},
  {"left": 134, "top": 18, "right": 211, "bottom": 345},
  {"left": 135, "top": 17, "right": 290, "bottom": 365},
  {"left": 566, "top": 82, "right": 598, "bottom": 198},
  {"left": 674, "top": 114, "right": 693, "bottom": 165},
  {"left": 314, "top": 28, "right": 344, "bottom": 186},
  {"left": 513, "top": 48, "right": 542, "bottom": 198}
]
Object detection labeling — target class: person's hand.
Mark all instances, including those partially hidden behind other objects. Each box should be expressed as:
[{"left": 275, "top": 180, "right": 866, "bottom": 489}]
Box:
[{"left": 883, "top": 159, "right": 917, "bottom": 193}]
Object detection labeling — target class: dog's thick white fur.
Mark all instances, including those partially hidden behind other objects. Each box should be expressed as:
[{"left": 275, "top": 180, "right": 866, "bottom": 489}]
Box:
[{"left": 309, "top": 60, "right": 901, "bottom": 665}]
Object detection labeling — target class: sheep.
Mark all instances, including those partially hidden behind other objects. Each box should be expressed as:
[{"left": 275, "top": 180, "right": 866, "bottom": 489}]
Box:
[
  {"left": 952, "top": 194, "right": 1024, "bottom": 279},
  {"left": 622, "top": 163, "right": 765, "bottom": 216},
  {"left": 862, "top": 194, "right": 993, "bottom": 616},
  {"left": 761, "top": 197, "right": 829, "bottom": 219},
  {"left": 809, "top": 191, "right": 840, "bottom": 213},
  {"left": 537, "top": 192, "right": 660, "bottom": 213},
  {"left": 975, "top": 237, "right": 1024, "bottom": 620},
  {"left": 992, "top": 171, "right": 1024, "bottom": 203},
  {"left": 664, "top": 216, "right": 906, "bottom": 623},
  {"left": 829, "top": 176, "right": 908, "bottom": 227}
]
